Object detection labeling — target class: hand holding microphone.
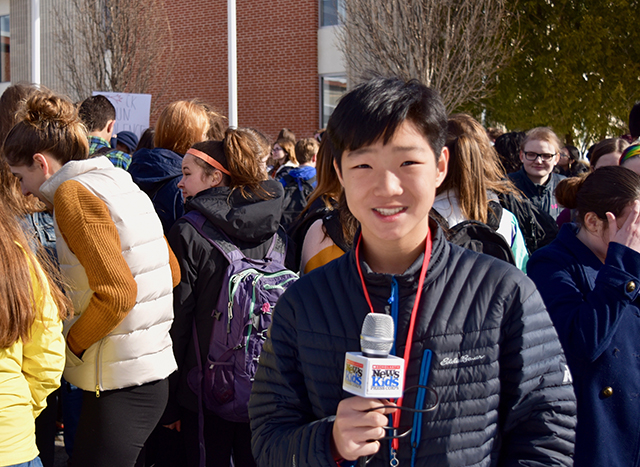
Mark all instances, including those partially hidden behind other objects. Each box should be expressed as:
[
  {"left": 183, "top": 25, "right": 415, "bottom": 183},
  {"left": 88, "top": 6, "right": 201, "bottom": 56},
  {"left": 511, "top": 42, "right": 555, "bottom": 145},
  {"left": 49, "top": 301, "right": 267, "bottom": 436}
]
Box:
[{"left": 332, "top": 314, "right": 406, "bottom": 461}]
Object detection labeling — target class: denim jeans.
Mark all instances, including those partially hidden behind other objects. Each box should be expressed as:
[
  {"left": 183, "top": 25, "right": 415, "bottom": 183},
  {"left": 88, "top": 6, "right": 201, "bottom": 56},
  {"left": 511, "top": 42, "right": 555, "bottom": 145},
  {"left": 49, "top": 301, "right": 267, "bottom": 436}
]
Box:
[{"left": 7, "top": 457, "right": 44, "bottom": 467}]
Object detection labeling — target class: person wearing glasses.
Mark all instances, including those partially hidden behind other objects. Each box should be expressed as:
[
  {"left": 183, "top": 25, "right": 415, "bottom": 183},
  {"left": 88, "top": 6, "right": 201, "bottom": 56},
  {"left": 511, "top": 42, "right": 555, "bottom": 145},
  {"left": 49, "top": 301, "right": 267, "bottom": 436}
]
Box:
[
  {"left": 268, "top": 138, "right": 299, "bottom": 180},
  {"left": 557, "top": 145, "right": 588, "bottom": 177},
  {"left": 508, "top": 127, "right": 566, "bottom": 219}
]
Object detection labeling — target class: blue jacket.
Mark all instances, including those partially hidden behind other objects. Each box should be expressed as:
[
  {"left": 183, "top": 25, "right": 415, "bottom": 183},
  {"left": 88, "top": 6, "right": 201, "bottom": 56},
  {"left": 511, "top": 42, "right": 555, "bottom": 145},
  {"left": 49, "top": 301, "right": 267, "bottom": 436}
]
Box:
[
  {"left": 128, "top": 147, "right": 183, "bottom": 235},
  {"left": 508, "top": 168, "right": 565, "bottom": 219},
  {"left": 250, "top": 222, "right": 576, "bottom": 466},
  {"left": 528, "top": 223, "right": 640, "bottom": 467}
]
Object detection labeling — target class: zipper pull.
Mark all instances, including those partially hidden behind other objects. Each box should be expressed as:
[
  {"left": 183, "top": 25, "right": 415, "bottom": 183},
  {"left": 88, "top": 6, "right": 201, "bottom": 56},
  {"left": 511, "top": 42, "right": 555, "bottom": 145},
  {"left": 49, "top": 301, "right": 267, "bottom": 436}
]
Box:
[
  {"left": 95, "top": 385, "right": 100, "bottom": 398},
  {"left": 390, "top": 447, "right": 399, "bottom": 467},
  {"left": 227, "top": 301, "right": 233, "bottom": 333}
]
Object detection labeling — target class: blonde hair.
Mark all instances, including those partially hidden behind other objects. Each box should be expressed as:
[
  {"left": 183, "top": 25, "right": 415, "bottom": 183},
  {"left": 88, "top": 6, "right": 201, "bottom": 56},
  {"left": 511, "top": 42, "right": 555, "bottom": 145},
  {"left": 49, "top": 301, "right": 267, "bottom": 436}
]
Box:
[
  {"left": 154, "top": 100, "right": 210, "bottom": 154},
  {"left": 522, "top": 127, "right": 563, "bottom": 153}
]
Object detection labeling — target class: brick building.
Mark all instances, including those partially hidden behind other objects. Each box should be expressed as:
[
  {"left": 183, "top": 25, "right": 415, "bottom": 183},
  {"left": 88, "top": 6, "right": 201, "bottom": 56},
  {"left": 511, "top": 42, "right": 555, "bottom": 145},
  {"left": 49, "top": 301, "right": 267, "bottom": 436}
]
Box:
[{"left": 5, "top": 0, "right": 347, "bottom": 140}]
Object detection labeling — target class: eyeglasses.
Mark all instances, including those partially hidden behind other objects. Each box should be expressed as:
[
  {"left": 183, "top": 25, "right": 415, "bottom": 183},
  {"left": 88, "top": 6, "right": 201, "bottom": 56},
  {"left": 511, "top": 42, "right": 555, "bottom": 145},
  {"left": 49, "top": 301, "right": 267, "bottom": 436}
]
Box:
[
  {"left": 523, "top": 151, "right": 557, "bottom": 161},
  {"left": 271, "top": 147, "right": 283, "bottom": 153}
]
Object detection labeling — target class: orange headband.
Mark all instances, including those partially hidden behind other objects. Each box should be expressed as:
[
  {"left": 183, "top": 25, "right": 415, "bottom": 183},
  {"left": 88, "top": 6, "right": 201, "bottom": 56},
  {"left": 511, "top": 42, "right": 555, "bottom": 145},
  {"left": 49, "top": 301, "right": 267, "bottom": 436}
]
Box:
[{"left": 186, "top": 148, "right": 231, "bottom": 176}]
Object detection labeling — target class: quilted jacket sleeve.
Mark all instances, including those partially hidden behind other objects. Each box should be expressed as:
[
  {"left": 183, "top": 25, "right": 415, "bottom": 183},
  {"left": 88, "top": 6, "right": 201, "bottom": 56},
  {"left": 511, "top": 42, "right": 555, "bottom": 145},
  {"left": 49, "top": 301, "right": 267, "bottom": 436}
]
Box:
[
  {"left": 497, "top": 275, "right": 577, "bottom": 466},
  {"left": 249, "top": 288, "right": 338, "bottom": 467}
]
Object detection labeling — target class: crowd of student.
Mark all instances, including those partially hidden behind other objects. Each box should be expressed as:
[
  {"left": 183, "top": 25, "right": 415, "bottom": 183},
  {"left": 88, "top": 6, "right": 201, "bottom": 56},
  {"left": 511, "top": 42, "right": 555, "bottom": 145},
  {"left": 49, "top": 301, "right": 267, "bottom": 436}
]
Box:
[{"left": 1, "top": 77, "right": 640, "bottom": 467}]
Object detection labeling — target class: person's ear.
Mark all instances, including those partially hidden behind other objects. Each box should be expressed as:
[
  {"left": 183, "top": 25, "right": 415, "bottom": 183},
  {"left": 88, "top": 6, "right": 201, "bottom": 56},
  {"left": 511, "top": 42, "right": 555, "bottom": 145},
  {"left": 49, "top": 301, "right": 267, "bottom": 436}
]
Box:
[
  {"left": 333, "top": 158, "right": 344, "bottom": 187},
  {"left": 583, "top": 211, "right": 604, "bottom": 235},
  {"left": 32, "top": 153, "right": 51, "bottom": 175},
  {"left": 106, "top": 120, "right": 115, "bottom": 136},
  {"left": 434, "top": 146, "right": 449, "bottom": 188},
  {"left": 519, "top": 150, "right": 525, "bottom": 163},
  {"left": 33, "top": 153, "right": 62, "bottom": 177},
  {"left": 209, "top": 170, "right": 223, "bottom": 188}
]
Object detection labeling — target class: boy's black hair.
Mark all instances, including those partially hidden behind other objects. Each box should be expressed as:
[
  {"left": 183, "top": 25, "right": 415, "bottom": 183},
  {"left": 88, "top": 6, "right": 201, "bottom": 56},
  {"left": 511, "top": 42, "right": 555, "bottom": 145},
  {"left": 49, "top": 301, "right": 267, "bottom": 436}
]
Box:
[
  {"left": 630, "top": 102, "right": 640, "bottom": 139},
  {"left": 78, "top": 95, "right": 116, "bottom": 132},
  {"left": 326, "top": 77, "right": 447, "bottom": 170}
]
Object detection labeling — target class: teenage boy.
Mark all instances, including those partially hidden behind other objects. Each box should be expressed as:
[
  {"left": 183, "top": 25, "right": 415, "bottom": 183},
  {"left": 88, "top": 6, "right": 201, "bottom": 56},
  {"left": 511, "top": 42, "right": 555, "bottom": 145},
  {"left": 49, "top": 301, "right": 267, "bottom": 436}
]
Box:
[
  {"left": 279, "top": 137, "right": 319, "bottom": 230},
  {"left": 249, "top": 78, "right": 576, "bottom": 466},
  {"left": 508, "top": 127, "right": 566, "bottom": 219},
  {"left": 78, "top": 95, "right": 132, "bottom": 170}
]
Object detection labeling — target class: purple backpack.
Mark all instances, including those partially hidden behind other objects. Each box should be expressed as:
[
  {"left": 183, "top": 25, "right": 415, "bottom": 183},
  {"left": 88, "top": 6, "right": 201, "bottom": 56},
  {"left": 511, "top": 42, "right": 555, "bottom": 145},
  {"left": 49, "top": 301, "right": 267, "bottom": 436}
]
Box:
[{"left": 183, "top": 210, "right": 298, "bottom": 423}]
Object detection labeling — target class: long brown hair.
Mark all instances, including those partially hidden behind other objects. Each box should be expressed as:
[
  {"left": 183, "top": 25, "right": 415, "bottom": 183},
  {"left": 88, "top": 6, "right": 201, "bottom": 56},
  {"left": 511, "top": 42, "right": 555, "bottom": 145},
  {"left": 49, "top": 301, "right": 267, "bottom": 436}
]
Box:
[
  {"left": 303, "top": 138, "right": 341, "bottom": 213},
  {"left": 272, "top": 137, "right": 298, "bottom": 171},
  {"left": 3, "top": 89, "right": 89, "bottom": 167},
  {"left": 439, "top": 114, "right": 518, "bottom": 223},
  {"left": 303, "top": 135, "right": 358, "bottom": 247},
  {"left": 0, "top": 198, "right": 69, "bottom": 348}
]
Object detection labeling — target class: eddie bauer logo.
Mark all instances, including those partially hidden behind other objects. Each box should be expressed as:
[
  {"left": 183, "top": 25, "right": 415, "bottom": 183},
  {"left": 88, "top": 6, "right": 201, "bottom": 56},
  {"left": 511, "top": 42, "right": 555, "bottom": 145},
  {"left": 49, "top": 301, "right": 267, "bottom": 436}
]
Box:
[{"left": 440, "top": 354, "right": 486, "bottom": 366}]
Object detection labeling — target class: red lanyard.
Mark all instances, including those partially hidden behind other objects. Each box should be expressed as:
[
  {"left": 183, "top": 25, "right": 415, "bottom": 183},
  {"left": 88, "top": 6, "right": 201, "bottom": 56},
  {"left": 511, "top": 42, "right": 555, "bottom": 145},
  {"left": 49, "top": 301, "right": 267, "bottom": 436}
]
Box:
[{"left": 354, "top": 228, "right": 432, "bottom": 451}]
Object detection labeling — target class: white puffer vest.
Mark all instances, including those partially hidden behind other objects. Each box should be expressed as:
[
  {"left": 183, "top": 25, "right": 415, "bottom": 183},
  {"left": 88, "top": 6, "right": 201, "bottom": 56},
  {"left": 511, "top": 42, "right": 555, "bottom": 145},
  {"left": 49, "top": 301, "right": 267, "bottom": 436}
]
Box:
[{"left": 40, "top": 157, "right": 177, "bottom": 392}]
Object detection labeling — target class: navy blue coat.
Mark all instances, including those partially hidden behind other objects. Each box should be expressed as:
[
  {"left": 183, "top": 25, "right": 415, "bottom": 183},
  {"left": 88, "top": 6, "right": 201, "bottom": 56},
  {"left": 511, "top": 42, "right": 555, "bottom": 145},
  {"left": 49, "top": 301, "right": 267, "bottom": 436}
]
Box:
[
  {"left": 128, "top": 147, "right": 183, "bottom": 235},
  {"left": 250, "top": 223, "right": 576, "bottom": 466},
  {"left": 528, "top": 224, "right": 640, "bottom": 467}
]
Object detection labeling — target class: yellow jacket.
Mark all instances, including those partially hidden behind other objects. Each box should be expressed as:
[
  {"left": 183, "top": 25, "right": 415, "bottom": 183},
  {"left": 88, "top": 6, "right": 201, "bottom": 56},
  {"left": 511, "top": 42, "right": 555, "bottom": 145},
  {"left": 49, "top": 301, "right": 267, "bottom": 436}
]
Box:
[{"left": 0, "top": 255, "right": 65, "bottom": 467}]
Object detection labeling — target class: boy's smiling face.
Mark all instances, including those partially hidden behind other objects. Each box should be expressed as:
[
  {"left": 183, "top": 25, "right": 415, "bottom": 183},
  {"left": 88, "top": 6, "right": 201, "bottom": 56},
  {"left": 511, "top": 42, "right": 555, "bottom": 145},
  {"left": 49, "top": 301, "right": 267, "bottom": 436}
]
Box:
[{"left": 336, "top": 120, "right": 448, "bottom": 260}]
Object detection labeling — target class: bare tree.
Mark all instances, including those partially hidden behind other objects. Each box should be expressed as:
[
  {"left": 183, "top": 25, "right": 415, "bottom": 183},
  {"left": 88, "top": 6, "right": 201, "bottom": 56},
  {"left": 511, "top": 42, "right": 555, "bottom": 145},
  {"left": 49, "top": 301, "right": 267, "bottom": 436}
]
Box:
[
  {"left": 55, "top": 0, "right": 172, "bottom": 101},
  {"left": 338, "top": 0, "right": 517, "bottom": 112}
]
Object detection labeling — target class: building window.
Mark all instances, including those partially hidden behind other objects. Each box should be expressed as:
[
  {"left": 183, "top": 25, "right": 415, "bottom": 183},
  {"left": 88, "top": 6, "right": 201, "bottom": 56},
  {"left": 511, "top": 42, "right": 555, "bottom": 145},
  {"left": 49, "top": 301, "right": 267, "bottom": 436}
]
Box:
[
  {"left": 321, "top": 0, "right": 345, "bottom": 27},
  {"left": 321, "top": 75, "right": 347, "bottom": 128},
  {"left": 0, "top": 15, "right": 9, "bottom": 83}
]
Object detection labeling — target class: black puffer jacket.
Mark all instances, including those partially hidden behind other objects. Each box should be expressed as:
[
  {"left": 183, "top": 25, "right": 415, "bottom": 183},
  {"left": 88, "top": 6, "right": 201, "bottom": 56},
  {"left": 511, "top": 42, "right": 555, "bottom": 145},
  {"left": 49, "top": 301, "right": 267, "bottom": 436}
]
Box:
[
  {"left": 164, "top": 180, "right": 284, "bottom": 420},
  {"left": 249, "top": 223, "right": 576, "bottom": 466}
]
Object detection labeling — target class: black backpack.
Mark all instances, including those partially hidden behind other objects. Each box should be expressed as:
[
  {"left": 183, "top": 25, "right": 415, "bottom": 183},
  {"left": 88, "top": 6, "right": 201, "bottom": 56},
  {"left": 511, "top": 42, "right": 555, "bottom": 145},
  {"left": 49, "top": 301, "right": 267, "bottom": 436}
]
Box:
[
  {"left": 498, "top": 192, "right": 558, "bottom": 254},
  {"left": 279, "top": 173, "right": 317, "bottom": 231},
  {"left": 430, "top": 202, "right": 516, "bottom": 266}
]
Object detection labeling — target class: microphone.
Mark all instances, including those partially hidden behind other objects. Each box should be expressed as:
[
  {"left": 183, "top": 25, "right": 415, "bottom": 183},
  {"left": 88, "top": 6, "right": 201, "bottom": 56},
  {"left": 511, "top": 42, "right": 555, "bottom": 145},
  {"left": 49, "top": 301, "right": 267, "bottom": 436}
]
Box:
[{"left": 343, "top": 313, "right": 405, "bottom": 398}]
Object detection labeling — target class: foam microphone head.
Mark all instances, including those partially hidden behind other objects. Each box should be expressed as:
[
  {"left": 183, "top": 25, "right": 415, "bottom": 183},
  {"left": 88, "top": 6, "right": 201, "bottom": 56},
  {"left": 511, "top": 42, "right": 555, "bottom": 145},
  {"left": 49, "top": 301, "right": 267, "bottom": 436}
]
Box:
[{"left": 360, "top": 313, "right": 394, "bottom": 358}]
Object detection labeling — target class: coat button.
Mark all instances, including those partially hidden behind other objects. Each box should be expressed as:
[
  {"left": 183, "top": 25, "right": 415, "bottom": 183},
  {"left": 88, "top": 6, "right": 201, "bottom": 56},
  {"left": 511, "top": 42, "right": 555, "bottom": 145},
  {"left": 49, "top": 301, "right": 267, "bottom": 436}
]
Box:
[
  {"left": 627, "top": 281, "right": 637, "bottom": 293},
  {"left": 601, "top": 387, "right": 614, "bottom": 398}
]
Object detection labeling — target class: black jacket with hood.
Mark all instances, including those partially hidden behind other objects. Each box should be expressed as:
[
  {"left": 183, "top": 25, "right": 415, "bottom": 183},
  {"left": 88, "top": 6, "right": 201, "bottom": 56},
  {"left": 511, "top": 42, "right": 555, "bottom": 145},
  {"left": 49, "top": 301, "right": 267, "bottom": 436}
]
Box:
[
  {"left": 164, "top": 180, "right": 284, "bottom": 419},
  {"left": 249, "top": 221, "right": 577, "bottom": 467}
]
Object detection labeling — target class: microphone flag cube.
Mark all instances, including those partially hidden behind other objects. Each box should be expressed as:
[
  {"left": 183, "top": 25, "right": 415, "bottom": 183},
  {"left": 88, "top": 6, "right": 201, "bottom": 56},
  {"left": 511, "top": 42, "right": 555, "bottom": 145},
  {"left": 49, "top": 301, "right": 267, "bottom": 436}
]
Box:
[{"left": 343, "top": 352, "right": 405, "bottom": 398}]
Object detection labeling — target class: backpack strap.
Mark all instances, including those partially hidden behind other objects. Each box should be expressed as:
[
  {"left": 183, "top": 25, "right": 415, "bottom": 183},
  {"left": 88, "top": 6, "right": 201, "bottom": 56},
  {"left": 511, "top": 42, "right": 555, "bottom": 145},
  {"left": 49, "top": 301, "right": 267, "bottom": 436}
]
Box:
[
  {"left": 322, "top": 211, "right": 350, "bottom": 253},
  {"left": 486, "top": 201, "right": 503, "bottom": 231},
  {"left": 183, "top": 210, "right": 285, "bottom": 264}
]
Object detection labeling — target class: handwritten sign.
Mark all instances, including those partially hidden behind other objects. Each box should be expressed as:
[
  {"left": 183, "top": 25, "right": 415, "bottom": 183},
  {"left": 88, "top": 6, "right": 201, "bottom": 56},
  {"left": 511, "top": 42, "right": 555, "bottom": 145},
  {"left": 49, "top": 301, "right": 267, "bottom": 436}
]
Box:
[{"left": 92, "top": 92, "right": 152, "bottom": 138}]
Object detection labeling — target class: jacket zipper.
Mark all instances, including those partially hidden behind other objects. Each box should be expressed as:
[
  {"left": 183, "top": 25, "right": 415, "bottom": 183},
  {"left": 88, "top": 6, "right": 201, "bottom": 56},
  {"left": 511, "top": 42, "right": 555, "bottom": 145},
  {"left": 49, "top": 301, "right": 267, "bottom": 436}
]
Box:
[{"left": 95, "top": 339, "right": 105, "bottom": 397}]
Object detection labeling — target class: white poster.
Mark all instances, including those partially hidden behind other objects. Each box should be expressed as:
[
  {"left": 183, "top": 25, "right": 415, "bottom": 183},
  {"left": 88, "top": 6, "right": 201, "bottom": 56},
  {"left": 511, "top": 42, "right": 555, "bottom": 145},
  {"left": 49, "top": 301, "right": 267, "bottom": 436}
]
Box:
[{"left": 92, "top": 92, "right": 152, "bottom": 138}]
